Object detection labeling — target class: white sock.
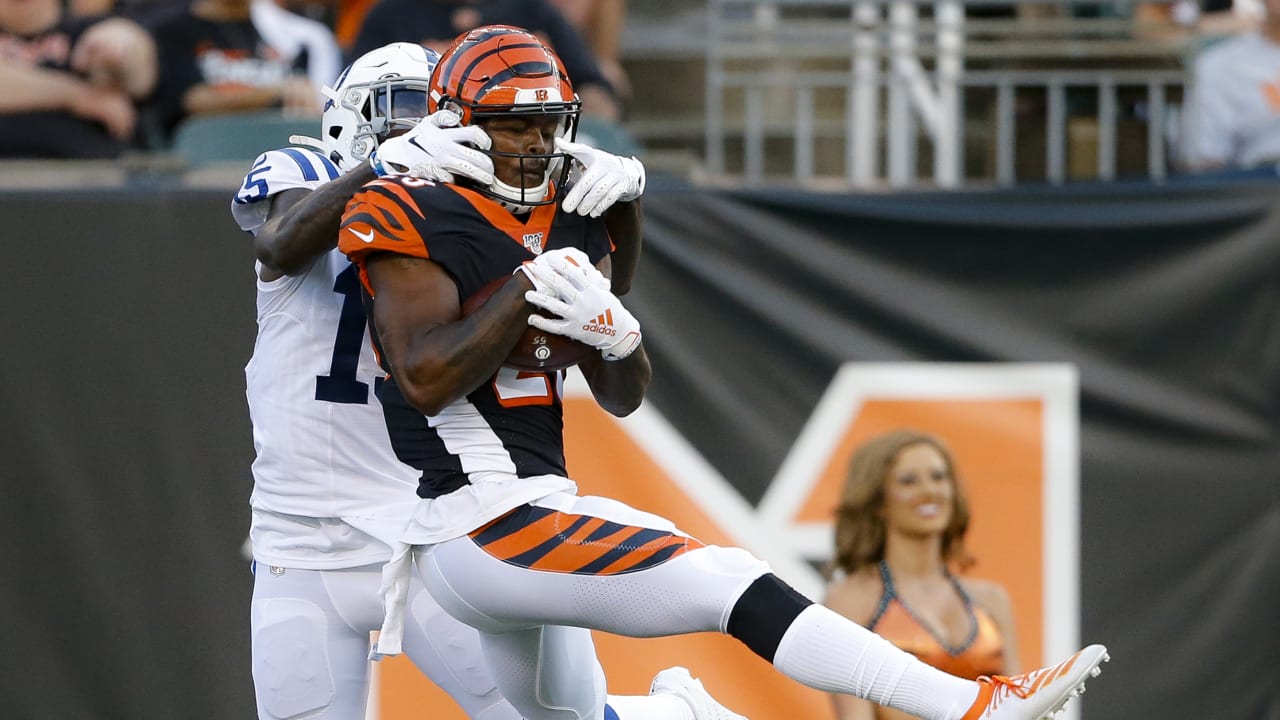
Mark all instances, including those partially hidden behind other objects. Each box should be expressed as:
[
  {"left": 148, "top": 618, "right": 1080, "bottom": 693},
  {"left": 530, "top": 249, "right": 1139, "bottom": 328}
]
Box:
[
  {"left": 605, "top": 694, "right": 693, "bottom": 720},
  {"left": 771, "top": 604, "right": 980, "bottom": 720}
]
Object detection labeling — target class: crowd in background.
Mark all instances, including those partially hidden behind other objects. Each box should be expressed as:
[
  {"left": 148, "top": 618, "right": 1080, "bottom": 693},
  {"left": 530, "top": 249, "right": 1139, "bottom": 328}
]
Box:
[
  {"left": 3, "top": 0, "right": 1280, "bottom": 175},
  {"left": 0, "top": 0, "right": 627, "bottom": 159}
]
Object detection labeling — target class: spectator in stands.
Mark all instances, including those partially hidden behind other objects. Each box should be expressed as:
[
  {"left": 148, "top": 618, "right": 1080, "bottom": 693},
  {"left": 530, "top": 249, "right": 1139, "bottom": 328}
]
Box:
[
  {"left": 67, "top": 0, "right": 191, "bottom": 27},
  {"left": 148, "top": 0, "right": 341, "bottom": 141},
  {"left": 548, "top": 0, "right": 630, "bottom": 110},
  {"left": 824, "top": 430, "right": 1020, "bottom": 720},
  {"left": 0, "top": 0, "right": 157, "bottom": 158},
  {"left": 1181, "top": 0, "right": 1280, "bottom": 170},
  {"left": 350, "top": 0, "right": 621, "bottom": 121}
]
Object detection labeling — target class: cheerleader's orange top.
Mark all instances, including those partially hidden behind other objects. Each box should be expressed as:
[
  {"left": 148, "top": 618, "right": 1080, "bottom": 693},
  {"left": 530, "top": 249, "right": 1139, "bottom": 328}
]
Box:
[{"left": 867, "top": 562, "right": 1006, "bottom": 680}]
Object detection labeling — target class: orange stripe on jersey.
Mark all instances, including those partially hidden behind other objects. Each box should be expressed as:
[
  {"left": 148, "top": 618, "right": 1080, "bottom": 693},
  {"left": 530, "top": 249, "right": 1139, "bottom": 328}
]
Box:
[
  {"left": 469, "top": 505, "right": 705, "bottom": 576},
  {"left": 369, "top": 178, "right": 426, "bottom": 219},
  {"left": 339, "top": 181, "right": 430, "bottom": 269},
  {"left": 445, "top": 184, "right": 557, "bottom": 253}
]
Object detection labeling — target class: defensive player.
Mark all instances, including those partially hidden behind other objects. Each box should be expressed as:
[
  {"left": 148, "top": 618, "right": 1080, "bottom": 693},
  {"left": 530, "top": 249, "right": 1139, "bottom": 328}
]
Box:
[
  {"left": 233, "top": 40, "right": 743, "bottom": 720},
  {"left": 338, "top": 26, "right": 1110, "bottom": 720}
]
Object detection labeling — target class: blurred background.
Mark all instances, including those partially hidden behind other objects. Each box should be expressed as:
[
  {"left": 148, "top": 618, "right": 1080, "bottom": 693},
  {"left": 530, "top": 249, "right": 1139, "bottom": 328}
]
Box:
[{"left": 2, "top": 1, "right": 1278, "bottom": 719}]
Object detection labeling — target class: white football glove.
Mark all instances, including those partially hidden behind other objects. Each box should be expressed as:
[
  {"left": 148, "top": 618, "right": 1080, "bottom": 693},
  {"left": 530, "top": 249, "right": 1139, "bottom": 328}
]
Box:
[
  {"left": 556, "top": 137, "right": 645, "bottom": 218},
  {"left": 513, "top": 247, "right": 598, "bottom": 298},
  {"left": 370, "top": 109, "right": 495, "bottom": 185},
  {"left": 523, "top": 252, "right": 642, "bottom": 361}
]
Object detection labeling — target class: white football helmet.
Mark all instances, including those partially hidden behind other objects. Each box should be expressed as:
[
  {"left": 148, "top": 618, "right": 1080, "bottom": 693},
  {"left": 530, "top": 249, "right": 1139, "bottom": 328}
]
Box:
[{"left": 311, "top": 42, "right": 439, "bottom": 171}]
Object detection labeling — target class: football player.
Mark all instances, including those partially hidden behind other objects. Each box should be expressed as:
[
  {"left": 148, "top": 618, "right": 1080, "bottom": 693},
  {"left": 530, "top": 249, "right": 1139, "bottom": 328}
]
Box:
[
  {"left": 339, "top": 25, "right": 1110, "bottom": 720},
  {"left": 233, "top": 40, "right": 740, "bottom": 720}
]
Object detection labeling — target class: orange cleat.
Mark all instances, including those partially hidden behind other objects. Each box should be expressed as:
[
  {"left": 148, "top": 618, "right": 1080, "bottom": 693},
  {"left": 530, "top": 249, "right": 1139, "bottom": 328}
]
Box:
[{"left": 961, "top": 644, "right": 1109, "bottom": 720}]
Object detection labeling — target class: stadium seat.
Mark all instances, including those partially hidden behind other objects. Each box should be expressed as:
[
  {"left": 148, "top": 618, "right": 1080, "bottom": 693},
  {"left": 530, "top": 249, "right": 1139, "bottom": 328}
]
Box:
[{"left": 171, "top": 110, "right": 319, "bottom": 165}]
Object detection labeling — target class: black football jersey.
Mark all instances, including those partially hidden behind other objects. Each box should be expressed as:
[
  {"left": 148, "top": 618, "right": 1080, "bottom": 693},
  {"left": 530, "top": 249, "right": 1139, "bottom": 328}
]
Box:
[{"left": 340, "top": 177, "right": 611, "bottom": 498}]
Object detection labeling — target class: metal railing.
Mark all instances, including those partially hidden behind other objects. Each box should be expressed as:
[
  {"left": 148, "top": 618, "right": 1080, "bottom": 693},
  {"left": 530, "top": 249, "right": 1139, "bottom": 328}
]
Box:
[{"left": 703, "top": 0, "right": 1193, "bottom": 188}]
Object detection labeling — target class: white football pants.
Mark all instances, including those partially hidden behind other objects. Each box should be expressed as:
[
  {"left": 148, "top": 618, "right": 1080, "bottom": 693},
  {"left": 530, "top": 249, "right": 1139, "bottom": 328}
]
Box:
[
  {"left": 415, "top": 491, "right": 772, "bottom": 720},
  {"left": 251, "top": 561, "right": 522, "bottom": 720}
]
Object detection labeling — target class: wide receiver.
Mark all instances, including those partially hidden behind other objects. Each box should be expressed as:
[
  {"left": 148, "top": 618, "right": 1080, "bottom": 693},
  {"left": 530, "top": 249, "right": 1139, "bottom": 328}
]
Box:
[
  {"left": 339, "top": 25, "right": 1109, "bottom": 720},
  {"left": 233, "top": 41, "right": 740, "bottom": 720}
]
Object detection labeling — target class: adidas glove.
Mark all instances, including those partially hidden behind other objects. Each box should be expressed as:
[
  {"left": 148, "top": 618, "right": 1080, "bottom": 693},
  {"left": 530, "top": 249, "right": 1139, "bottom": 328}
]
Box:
[
  {"left": 514, "top": 247, "right": 598, "bottom": 298},
  {"left": 371, "top": 109, "right": 495, "bottom": 185},
  {"left": 523, "top": 251, "right": 642, "bottom": 361},
  {"left": 556, "top": 137, "right": 645, "bottom": 218}
]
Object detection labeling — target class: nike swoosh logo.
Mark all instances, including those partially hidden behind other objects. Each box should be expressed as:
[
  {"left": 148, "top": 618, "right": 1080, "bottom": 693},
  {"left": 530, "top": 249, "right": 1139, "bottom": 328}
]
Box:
[{"left": 350, "top": 227, "right": 375, "bottom": 243}]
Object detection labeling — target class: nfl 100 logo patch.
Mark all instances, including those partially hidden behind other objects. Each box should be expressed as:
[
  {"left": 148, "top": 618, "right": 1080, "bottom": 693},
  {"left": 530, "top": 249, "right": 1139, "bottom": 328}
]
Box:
[{"left": 523, "top": 232, "right": 544, "bottom": 254}]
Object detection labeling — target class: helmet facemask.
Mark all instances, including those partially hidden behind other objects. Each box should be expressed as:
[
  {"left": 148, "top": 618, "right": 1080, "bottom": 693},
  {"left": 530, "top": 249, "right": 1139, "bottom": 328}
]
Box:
[
  {"left": 315, "top": 43, "right": 439, "bottom": 171},
  {"left": 429, "top": 25, "right": 582, "bottom": 212},
  {"left": 464, "top": 95, "right": 580, "bottom": 213},
  {"left": 324, "top": 77, "right": 433, "bottom": 170}
]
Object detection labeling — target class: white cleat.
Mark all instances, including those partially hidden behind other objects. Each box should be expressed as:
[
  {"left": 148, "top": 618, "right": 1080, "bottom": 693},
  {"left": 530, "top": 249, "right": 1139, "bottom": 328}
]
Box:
[
  {"left": 960, "top": 644, "right": 1110, "bottom": 720},
  {"left": 650, "top": 666, "right": 748, "bottom": 720}
]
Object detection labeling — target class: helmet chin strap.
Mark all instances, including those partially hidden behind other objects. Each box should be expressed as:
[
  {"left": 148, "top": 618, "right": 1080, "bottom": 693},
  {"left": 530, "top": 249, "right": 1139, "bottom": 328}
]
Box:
[
  {"left": 487, "top": 176, "right": 550, "bottom": 214},
  {"left": 485, "top": 156, "right": 563, "bottom": 214}
]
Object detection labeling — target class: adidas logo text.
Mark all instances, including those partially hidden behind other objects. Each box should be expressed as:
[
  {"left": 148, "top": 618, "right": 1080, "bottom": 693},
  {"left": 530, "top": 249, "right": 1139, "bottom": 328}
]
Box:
[{"left": 584, "top": 310, "right": 616, "bottom": 336}]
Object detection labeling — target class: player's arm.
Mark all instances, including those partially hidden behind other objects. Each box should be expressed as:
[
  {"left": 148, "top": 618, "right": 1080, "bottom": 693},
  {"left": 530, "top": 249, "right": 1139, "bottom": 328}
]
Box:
[
  {"left": 574, "top": 253, "right": 650, "bottom": 415},
  {"left": 602, "top": 197, "right": 641, "bottom": 296},
  {"left": 363, "top": 253, "right": 536, "bottom": 416},
  {"left": 577, "top": 340, "right": 650, "bottom": 416},
  {"left": 523, "top": 252, "right": 650, "bottom": 416},
  {"left": 255, "top": 166, "right": 376, "bottom": 280},
  {"left": 246, "top": 116, "right": 492, "bottom": 280},
  {"left": 555, "top": 137, "right": 645, "bottom": 295}
]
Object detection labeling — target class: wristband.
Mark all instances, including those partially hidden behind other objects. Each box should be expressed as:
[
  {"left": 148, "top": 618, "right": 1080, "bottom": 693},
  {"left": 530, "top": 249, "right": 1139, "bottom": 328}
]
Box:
[
  {"left": 369, "top": 151, "right": 390, "bottom": 178},
  {"left": 602, "top": 330, "right": 641, "bottom": 361}
]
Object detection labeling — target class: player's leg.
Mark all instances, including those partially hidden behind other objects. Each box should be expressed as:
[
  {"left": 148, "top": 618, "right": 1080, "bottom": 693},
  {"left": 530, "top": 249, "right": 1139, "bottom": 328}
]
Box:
[
  {"left": 473, "top": 624, "right": 607, "bottom": 720},
  {"left": 398, "top": 578, "right": 523, "bottom": 720},
  {"left": 475, "top": 623, "right": 741, "bottom": 720},
  {"left": 419, "top": 492, "right": 1107, "bottom": 720},
  {"left": 250, "top": 564, "right": 376, "bottom": 720}
]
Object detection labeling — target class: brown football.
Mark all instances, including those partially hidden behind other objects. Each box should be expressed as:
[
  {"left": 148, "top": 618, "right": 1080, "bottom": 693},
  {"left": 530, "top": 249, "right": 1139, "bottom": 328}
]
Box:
[{"left": 461, "top": 274, "right": 595, "bottom": 372}]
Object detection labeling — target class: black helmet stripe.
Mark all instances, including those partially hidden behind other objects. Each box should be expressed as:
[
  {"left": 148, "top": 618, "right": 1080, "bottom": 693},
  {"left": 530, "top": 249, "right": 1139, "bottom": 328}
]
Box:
[
  {"left": 443, "top": 41, "right": 546, "bottom": 100},
  {"left": 474, "top": 62, "right": 556, "bottom": 97}
]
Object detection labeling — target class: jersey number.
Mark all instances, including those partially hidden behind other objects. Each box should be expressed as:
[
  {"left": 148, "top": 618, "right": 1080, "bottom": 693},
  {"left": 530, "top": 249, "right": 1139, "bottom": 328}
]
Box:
[
  {"left": 315, "top": 265, "right": 373, "bottom": 404},
  {"left": 493, "top": 367, "right": 560, "bottom": 407}
]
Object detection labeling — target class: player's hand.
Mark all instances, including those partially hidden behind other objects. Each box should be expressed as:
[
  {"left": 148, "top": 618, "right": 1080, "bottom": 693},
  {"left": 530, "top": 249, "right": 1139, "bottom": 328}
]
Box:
[
  {"left": 523, "top": 252, "right": 642, "bottom": 360},
  {"left": 556, "top": 137, "right": 645, "bottom": 218},
  {"left": 371, "top": 110, "right": 495, "bottom": 185},
  {"left": 513, "top": 247, "right": 595, "bottom": 298}
]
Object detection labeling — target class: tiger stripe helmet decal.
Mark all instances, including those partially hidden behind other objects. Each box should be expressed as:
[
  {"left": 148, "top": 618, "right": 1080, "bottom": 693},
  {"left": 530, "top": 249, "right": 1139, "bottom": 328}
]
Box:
[{"left": 429, "top": 25, "right": 579, "bottom": 124}]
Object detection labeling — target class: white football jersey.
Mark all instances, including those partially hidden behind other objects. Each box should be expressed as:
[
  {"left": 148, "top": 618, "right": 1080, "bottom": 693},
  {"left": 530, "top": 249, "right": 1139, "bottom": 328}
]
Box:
[{"left": 232, "top": 147, "right": 419, "bottom": 569}]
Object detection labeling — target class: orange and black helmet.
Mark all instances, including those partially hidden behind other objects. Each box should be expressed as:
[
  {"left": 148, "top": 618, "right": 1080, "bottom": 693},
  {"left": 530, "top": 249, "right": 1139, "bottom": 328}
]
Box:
[
  {"left": 430, "top": 25, "right": 580, "bottom": 126},
  {"left": 429, "top": 26, "right": 581, "bottom": 209}
]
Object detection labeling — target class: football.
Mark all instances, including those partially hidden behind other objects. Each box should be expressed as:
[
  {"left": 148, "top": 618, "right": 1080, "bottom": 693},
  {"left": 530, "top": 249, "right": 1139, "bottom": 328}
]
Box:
[{"left": 461, "top": 274, "right": 595, "bottom": 372}]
